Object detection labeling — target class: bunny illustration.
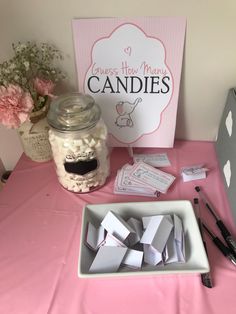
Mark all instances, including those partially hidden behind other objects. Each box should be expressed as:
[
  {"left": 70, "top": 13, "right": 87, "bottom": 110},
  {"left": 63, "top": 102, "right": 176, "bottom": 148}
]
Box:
[{"left": 115, "top": 97, "right": 142, "bottom": 128}]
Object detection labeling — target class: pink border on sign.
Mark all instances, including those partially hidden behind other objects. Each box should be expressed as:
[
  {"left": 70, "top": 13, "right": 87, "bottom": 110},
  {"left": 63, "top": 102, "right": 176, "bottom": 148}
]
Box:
[
  {"left": 83, "top": 22, "right": 174, "bottom": 146},
  {"left": 72, "top": 17, "right": 186, "bottom": 147}
]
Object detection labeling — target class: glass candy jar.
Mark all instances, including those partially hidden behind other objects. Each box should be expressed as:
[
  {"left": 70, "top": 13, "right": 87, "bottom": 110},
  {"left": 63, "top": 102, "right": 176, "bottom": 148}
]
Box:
[{"left": 47, "top": 93, "right": 110, "bottom": 193}]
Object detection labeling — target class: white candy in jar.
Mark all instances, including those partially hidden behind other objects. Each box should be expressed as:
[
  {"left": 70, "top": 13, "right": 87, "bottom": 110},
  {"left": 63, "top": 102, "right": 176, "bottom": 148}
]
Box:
[{"left": 47, "top": 93, "right": 110, "bottom": 193}]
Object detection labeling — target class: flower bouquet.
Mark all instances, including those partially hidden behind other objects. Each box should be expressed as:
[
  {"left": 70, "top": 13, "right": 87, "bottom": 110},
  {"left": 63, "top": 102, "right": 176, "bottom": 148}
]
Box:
[{"left": 0, "top": 41, "right": 65, "bottom": 161}]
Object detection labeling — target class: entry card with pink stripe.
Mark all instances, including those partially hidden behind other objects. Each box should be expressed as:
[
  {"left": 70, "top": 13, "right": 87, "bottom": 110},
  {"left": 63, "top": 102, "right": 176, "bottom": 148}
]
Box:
[{"left": 72, "top": 17, "right": 186, "bottom": 147}]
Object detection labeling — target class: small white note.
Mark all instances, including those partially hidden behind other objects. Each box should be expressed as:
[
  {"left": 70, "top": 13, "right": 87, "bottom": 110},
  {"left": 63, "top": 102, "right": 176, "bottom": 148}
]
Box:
[
  {"left": 181, "top": 164, "right": 208, "bottom": 182},
  {"left": 133, "top": 153, "right": 171, "bottom": 167}
]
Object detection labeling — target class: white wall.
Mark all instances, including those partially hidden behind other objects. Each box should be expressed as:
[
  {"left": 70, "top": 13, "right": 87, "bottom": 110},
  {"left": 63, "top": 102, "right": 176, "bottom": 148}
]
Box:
[{"left": 1, "top": 0, "right": 236, "bottom": 169}]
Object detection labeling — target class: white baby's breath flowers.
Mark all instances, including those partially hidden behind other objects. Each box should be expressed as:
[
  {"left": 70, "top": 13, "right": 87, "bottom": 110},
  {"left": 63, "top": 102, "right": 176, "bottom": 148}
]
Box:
[
  {"left": 23, "top": 61, "right": 29, "bottom": 70},
  {"left": 15, "top": 43, "right": 26, "bottom": 53},
  {"left": 0, "top": 41, "right": 66, "bottom": 112},
  {"left": 9, "top": 63, "right": 15, "bottom": 70}
]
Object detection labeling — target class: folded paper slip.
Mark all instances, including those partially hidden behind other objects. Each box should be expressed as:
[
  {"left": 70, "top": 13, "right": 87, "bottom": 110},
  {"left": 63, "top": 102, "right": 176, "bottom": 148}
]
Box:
[
  {"left": 181, "top": 164, "right": 208, "bottom": 182},
  {"left": 101, "top": 210, "right": 135, "bottom": 242},
  {"left": 122, "top": 249, "right": 144, "bottom": 269},
  {"left": 140, "top": 215, "right": 173, "bottom": 252},
  {"left": 164, "top": 214, "right": 185, "bottom": 263},
  {"left": 89, "top": 246, "right": 128, "bottom": 273},
  {"left": 86, "top": 222, "right": 105, "bottom": 251}
]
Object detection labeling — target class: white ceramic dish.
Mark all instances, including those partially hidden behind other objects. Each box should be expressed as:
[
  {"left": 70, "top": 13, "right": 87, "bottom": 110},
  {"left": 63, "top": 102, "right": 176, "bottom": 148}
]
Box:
[{"left": 78, "top": 200, "right": 210, "bottom": 278}]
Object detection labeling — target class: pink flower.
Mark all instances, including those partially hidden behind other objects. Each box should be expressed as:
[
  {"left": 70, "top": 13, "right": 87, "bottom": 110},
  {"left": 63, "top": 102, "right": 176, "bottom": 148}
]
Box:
[
  {"left": 0, "top": 84, "right": 34, "bottom": 128},
  {"left": 33, "top": 77, "right": 55, "bottom": 96}
]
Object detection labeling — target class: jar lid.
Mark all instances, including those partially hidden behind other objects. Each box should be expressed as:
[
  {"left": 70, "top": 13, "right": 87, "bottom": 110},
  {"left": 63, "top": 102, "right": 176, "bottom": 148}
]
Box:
[{"left": 47, "top": 93, "right": 101, "bottom": 131}]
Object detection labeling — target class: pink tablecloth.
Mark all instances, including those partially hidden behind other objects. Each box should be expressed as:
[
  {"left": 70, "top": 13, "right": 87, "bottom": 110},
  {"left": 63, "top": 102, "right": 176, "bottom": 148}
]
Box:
[{"left": 0, "top": 140, "right": 235, "bottom": 314}]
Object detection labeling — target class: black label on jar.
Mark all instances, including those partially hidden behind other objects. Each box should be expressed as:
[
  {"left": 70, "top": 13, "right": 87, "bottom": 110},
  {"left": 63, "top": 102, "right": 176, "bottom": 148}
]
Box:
[{"left": 64, "top": 158, "right": 98, "bottom": 176}]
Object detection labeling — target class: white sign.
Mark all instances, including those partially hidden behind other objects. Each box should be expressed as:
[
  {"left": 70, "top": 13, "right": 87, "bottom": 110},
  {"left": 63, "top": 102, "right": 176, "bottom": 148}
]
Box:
[{"left": 73, "top": 17, "right": 186, "bottom": 147}]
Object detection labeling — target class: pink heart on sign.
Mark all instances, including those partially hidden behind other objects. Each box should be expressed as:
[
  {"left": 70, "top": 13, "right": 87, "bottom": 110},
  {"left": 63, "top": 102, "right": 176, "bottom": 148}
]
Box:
[{"left": 124, "top": 46, "right": 132, "bottom": 56}]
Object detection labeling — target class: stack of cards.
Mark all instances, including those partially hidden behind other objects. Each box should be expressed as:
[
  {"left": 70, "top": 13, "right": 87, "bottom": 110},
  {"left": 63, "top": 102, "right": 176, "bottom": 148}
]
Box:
[
  {"left": 85, "top": 210, "right": 185, "bottom": 274},
  {"left": 114, "top": 161, "right": 175, "bottom": 197}
]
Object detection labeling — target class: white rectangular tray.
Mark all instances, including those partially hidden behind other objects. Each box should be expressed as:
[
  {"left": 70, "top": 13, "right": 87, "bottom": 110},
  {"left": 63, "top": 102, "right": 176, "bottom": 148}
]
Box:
[{"left": 78, "top": 200, "right": 210, "bottom": 278}]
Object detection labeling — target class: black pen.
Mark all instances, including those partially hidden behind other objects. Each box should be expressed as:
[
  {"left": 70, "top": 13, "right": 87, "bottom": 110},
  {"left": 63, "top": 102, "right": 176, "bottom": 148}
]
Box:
[
  {"left": 202, "top": 223, "right": 236, "bottom": 267},
  {"left": 195, "top": 186, "right": 236, "bottom": 257},
  {"left": 193, "top": 198, "right": 213, "bottom": 288}
]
